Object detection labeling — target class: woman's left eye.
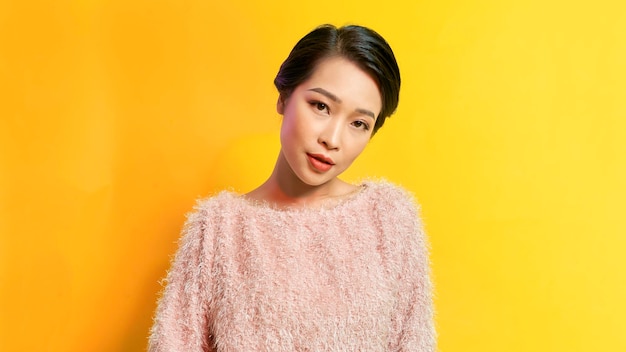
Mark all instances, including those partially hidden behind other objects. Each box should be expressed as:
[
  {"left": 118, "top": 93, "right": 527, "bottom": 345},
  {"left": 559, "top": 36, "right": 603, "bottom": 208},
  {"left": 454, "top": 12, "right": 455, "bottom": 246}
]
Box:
[{"left": 352, "top": 120, "right": 370, "bottom": 131}]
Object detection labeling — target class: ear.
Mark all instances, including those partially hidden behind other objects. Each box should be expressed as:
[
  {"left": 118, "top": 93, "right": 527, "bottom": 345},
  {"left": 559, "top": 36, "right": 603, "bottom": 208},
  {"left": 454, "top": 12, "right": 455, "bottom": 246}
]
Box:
[{"left": 276, "top": 95, "right": 285, "bottom": 115}]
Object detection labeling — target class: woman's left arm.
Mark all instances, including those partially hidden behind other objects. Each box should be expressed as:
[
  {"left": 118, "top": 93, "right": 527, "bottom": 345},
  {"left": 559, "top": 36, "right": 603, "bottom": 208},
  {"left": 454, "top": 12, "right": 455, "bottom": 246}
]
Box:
[{"left": 391, "top": 192, "right": 437, "bottom": 351}]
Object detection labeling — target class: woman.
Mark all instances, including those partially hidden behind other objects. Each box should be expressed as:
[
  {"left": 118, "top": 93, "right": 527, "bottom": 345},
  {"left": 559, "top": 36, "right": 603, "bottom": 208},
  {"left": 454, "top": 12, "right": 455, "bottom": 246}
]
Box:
[{"left": 149, "top": 24, "right": 435, "bottom": 351}]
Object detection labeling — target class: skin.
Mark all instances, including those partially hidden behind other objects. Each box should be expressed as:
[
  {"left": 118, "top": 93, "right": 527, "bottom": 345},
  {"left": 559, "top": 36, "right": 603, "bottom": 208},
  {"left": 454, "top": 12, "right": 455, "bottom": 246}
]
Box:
[{"left": 246, "top": 57, "right": 382, "bottom": 208}]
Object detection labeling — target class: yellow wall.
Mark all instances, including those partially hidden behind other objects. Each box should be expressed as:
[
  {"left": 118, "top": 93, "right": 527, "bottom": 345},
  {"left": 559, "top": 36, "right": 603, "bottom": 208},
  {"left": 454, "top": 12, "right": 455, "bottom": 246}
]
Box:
[{"left": 1, "top": 0, "right": 624, "bottom": 351}]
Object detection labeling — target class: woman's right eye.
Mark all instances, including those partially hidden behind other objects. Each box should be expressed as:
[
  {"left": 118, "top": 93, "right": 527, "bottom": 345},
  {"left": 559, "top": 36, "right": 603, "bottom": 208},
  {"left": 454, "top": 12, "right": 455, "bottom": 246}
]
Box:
[{"left": 310, "top": 101, "right": 330, "bottom": 114}]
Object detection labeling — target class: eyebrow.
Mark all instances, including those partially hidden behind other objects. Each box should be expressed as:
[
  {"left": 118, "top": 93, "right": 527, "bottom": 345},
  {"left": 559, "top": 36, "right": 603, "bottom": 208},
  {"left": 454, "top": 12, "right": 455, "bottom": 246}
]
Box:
[{"left": 307, "top": 87, "right": 376, "bottom": 120}]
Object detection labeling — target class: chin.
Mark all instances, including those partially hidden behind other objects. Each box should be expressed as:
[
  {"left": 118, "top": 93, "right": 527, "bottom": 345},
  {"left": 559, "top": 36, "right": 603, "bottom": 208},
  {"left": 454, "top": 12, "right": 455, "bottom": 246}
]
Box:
[
  {"left": 299, "top": 177, "right": 331, "bottom": 187},
  {"left": 295, "top": 172, "right": 337, "bottom": 188}
]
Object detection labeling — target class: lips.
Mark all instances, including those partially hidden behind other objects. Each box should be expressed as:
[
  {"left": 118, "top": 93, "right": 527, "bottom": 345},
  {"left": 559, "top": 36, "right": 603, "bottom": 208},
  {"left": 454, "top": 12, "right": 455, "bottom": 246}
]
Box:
[{"left": 307, "top": 153, "right": 335, "bottom": 172}]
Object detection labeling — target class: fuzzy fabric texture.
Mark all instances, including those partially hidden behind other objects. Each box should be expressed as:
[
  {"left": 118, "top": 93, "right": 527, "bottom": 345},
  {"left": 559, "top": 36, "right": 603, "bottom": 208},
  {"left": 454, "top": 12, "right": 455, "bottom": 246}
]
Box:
[{"left": 148, "top": 180, "right": 436, "bottom": 351}]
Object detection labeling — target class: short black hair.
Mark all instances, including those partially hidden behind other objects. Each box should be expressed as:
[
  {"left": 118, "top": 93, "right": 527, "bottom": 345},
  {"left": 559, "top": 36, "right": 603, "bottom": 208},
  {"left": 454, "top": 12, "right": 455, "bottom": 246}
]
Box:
[{"left": 274, "top": 24, "right": 401, "bottom": 134}]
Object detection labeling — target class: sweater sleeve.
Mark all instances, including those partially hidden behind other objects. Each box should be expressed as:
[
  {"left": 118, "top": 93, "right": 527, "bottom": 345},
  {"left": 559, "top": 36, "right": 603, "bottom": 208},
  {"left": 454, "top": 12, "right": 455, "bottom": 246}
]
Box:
[
  {"left": 388, "top": 188, "right": 437, "bottom": 352},
  {"left": 148, "top": 205, "right": 215, "bottom": 352}
]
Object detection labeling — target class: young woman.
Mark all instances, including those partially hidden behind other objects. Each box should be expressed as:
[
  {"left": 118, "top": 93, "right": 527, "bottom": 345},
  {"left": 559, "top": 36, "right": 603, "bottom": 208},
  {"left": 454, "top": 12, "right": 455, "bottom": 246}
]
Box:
[{"left": 149, "top": 24, "right": 435, "bottom": 351}]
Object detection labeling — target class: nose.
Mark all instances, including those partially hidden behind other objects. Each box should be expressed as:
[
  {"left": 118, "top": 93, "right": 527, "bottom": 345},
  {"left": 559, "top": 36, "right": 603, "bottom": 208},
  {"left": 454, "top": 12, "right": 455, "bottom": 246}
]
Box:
[{"left": 318, "top": 119, "right": 342, "bottom": 150}]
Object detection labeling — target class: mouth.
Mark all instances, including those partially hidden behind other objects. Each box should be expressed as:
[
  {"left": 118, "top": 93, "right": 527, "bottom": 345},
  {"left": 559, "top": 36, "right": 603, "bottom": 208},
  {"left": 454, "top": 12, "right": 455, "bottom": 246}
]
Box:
[
  {"left": 307, "top": 153, "right": 335, "bottom": 165},
  {"left": 307, "top": 153, "right": 335, "bottom": 172}
]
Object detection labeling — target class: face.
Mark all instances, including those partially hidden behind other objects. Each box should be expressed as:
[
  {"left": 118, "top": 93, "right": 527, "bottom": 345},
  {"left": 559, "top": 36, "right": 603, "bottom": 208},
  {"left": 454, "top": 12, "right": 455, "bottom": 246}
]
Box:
[{"left": 277, "top": 56, "right": 382, "bottom": 187}]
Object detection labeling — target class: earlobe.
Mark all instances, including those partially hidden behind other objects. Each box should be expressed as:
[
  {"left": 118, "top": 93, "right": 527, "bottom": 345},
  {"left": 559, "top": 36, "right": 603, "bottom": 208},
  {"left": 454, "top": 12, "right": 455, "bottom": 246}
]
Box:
[{"left": 276, "top": 96, "right": 284, "bottom": 115}]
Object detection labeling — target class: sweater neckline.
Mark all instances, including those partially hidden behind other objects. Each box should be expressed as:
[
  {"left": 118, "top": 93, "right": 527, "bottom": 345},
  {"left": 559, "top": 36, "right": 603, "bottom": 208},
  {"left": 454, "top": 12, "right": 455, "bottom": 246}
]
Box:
[{"left": 226, "top": 181, "right": 374, "bottom": 214}]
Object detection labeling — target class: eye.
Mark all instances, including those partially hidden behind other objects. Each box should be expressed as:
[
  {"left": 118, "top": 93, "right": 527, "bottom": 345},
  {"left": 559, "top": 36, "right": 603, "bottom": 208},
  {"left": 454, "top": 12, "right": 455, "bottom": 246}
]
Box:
[
  {"left": 351, "top": 120, "right": 371, "bottom": 131},
  {"left": 309, "top": 101, "right": 330, "bottom": 115}
]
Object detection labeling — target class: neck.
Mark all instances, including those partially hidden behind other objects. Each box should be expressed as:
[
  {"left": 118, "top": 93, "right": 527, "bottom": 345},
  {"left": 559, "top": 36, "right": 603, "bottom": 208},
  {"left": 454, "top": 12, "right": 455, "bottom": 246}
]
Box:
[{"left": 247, "top": 151, "right": 350, "bottom": 208}]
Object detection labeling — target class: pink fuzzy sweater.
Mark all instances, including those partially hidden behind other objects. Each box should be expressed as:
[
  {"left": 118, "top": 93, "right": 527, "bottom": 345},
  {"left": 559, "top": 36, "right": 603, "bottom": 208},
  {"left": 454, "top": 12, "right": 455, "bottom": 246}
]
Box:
[{"left": 149, "top": 181, "right": 435, "bottom": 351}]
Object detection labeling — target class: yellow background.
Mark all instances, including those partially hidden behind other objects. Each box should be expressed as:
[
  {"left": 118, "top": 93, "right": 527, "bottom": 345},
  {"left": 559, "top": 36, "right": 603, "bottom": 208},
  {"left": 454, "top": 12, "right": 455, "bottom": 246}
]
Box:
[{"left": 1, "top": 0, "right": 625, "bottom": 351}]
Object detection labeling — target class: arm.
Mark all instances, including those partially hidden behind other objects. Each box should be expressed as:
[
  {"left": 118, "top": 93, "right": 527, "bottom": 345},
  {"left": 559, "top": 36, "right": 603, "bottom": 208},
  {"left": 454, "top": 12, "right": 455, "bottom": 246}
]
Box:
[
  {"left": 396, "top": 213, "right": 436, "bottom": 352},
  {"left": 148, "top": 207, "right": 214, "bottom": 352},
  {"left": 383, "top": 187, "right": 436, "bottom": 351}
]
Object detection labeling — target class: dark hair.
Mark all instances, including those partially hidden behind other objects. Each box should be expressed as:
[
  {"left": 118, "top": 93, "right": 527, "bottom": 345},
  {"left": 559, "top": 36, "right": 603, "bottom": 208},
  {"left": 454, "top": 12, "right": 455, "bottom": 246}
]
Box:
[{"left": 274, "top": 24, "right": 401, "bottom": 134}]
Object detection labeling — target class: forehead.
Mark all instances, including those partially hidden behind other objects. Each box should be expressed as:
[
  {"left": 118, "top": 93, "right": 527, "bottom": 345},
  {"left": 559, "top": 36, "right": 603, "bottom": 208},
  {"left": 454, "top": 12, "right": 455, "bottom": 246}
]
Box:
[{"left": 300, "top": 57, "right": 382, "bottom": 114}]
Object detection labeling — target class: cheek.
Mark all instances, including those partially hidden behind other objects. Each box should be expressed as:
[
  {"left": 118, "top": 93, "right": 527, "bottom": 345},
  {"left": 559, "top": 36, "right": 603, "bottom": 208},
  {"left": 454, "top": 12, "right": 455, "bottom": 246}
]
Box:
[
  {"left": 353, "top": 139, "right": 371, "bottom": 157},
  {"left": 280, "top": 109, "right": 308, "bottom": 141},
  {"left": 280, "top": 119, "right": 297, "bottom": 142},
  {"left": 279, "top": 125, "right": 293, "bottom": 150},
  {"left": 279, "top": 115, "right": 304, "bottom": 150}
]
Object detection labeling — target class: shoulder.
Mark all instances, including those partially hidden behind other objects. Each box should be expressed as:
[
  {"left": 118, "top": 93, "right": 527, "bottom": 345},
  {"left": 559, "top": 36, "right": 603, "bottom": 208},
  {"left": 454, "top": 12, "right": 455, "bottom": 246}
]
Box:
[
  {"left": 186, "top": 190, "right": 245, "bottom": 222},
  {"left": 176, "top": 191, "right": 245, "bottom": 244},
  {"left": 361, "top": 179, "right": 422, "bottom": 218},
  {"left": 361, "top": 179, "right": 429, "bottom": 253}
]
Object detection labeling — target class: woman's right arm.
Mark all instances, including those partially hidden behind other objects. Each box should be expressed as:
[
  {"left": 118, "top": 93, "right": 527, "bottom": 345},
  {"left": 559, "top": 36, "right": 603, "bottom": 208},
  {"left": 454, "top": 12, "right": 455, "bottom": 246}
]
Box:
[{"left": 148, "top": 208, "right": 214, "bottom": 352}]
